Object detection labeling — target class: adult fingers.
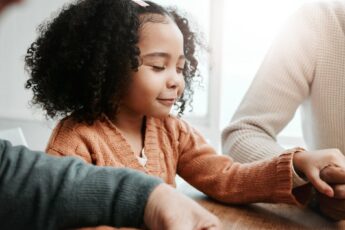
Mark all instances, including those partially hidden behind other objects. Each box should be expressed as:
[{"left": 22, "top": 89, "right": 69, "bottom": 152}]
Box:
[
  {"left": 332, "top": 184, "right": 345, "bottom": 199},
  {"left": 320, "top": 166, "right": 345, "bottom": 184},
  {"left": 318, "top": 193, "right": 345, "bottom": 220}
]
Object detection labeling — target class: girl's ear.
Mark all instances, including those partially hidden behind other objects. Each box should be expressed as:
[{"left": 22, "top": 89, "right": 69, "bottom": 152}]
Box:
[{"left": 138, "top": 56, "right": 143, "bottom": 66}]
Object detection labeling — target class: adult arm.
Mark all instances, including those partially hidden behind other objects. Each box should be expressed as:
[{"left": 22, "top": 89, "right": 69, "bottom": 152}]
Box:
[
  {"left": 221, "top": 2, "right": 345, "bottom": 220},
  {"left": 221, "top": 3, "right": 319, "bottom": 162},
  {"left": 0, "top": 139, "right": 162, "bottom": 229}
]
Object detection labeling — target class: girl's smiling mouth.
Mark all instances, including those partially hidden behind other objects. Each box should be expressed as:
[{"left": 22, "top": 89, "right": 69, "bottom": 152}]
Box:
[{"left": 157, "top": 98, "right": 176, "bottom": 106}]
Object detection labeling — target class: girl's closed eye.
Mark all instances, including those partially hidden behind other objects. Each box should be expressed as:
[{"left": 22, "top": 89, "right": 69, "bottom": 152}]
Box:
[
  {"left": 141, "top": 59, "right": 167, "bottom": 71},
  {"left": 177, "top": 66, "right": 184, "bottom": 74},
  {"left": 151, "top": 65, "right": 166, "bottom": 71}
]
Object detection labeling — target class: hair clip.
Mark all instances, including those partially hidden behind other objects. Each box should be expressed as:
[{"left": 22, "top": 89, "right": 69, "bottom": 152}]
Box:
[{"left": 131, "top": 0, "right": 149, "bottom": 7}]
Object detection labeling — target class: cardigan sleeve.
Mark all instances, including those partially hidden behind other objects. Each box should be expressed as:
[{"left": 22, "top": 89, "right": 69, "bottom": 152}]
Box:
[
  {"left": 176, "top": 120, "right": 310, "bottom": 205},
  {"left": 221, "top": 2, "right": 320, "bottom": 162},
  {"left": 0, "top": 139, "right": 162, "bottom": 229}
]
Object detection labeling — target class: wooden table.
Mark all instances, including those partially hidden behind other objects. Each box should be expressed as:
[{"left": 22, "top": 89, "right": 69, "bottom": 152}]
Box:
[{"left": 177, "top": 183, "right": 345, "bottom": 229}]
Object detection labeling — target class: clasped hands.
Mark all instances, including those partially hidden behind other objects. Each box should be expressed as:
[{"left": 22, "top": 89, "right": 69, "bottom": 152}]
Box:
[{"left": 293, "top": 148, "right": 345, "bottom": 220}]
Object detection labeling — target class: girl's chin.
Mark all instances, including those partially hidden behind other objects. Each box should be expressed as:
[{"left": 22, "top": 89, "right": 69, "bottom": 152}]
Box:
[{"left": 148, "top": 111, "right": 171, "bottom": 119}]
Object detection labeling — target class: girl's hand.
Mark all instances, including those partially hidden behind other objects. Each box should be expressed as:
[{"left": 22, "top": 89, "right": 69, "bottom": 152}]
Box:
[{"left": 293, "top": 148, "right": 345, "bottom": 197}]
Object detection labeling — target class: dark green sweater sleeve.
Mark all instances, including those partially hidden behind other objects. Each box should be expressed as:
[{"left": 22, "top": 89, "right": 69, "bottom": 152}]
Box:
[{"left": 0, "top": 139, "right": 162, "bottom": 230}]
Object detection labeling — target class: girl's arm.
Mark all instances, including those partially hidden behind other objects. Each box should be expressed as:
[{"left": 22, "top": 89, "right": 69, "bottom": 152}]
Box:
[
  {"left": 178, "top": 120, "right": 344, "bottom": 205},
  {"left": 177, "top": 120, "right": 306, "bottom": 205}
]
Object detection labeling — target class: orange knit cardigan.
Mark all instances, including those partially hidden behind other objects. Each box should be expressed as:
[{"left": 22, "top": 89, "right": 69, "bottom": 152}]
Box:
[{"left": 46, "top": 115, "right": 307, "bottom": 205}]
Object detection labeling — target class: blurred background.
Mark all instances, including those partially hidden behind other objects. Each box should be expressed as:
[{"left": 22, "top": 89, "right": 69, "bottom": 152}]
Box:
[{"left": 0, "top": 0, "right": 321, "bottom": 150}]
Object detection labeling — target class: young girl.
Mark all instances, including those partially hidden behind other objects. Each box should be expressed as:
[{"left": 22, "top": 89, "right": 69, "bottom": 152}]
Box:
[{"left": 25, "top": 0, "right": 344, "bottom": 227}]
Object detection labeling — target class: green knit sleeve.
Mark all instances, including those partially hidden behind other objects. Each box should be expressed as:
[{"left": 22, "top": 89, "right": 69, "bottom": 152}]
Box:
[{"left": 0, "top": 139, "right": 162, "bottom": 230}]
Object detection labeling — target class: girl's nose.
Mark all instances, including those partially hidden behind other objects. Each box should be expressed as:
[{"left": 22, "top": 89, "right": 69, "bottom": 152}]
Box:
[
  {"left": 167, "top": 79, "right": 177, "bottom": 89},
  {"left": 167, "top": 71, "right": 182, "bottom": 89}
]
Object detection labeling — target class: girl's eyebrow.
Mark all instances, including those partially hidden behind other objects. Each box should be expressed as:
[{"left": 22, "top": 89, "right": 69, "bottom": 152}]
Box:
[{"left": 141, "top": 52, "right": 185, "bottom": 60}]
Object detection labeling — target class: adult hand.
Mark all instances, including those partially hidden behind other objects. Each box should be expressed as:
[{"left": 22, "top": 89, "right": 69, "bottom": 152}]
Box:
[
  {"left": 144, "top": 183, "right": 221, "bottom": 230},
  {"left": 318, "top": 165, "right": 345, "bottom": 220},
  {"left": 293, "top": 148, "right": 345, "bottom": 197}
]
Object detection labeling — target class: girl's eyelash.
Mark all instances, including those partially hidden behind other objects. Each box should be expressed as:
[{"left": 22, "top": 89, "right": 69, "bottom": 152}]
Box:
[
  {"left": 150, "top": 65, "right": 184, "bottom": 73},
  {"left": 152, "top": 66, "right": 165, "bottom": 70}
]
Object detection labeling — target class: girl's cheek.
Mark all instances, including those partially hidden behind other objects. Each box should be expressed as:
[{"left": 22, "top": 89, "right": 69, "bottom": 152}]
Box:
[{"left": 178, "top": 83, "right": 185, "bottom": 96}]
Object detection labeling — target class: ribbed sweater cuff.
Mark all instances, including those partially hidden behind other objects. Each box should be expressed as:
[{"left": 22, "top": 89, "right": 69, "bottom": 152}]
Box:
[{"left": 273, "top": 147, "right": 310, "bottom": 206}]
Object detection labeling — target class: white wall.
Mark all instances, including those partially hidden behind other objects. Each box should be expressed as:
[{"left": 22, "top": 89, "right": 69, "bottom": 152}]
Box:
[
  {"left": 0, "top": 0, "right": 71, "bottom": 150},
  {"left": 0, "top": 0, "right": 70, "bottom": 120},
  {"left": 0, "top": 118, "right": 55, "bottom": 150}
]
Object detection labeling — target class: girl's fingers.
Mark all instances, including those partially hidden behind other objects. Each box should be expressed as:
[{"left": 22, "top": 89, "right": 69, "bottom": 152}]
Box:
[{"left": 307, "top": 168, "right": 334, "bottom": 197}]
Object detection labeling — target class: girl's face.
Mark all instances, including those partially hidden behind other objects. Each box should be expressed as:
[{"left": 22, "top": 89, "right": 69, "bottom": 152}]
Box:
[{"left": 121, "top": 15, "right": 185, "bottom": 118}]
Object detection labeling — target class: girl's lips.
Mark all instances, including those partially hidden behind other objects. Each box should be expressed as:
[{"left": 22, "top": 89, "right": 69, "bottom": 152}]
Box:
[{"left": 157, "top": 98, "right": 176, "bottom": 106}]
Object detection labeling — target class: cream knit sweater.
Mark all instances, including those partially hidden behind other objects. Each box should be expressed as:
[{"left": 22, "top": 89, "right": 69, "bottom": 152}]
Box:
[{"left": 222, "top": 1, "right": 345, "bottom": 163}]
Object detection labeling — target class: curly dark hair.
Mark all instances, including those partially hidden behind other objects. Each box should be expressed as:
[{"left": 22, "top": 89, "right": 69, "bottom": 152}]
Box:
[{"left": 25, "top": 0, "right": 202, "bottom": 123}]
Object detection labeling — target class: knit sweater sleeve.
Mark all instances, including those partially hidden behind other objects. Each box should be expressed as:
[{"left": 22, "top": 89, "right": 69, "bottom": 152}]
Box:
[
  {"left": 0, "top": 139, "right": 162, "bottom": 230},
  {"left": 221, "top": 2, "right": 320, "bottom": 162},
  {"left": 176, "top": 120, "right": 309, "bottom": 205}
]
